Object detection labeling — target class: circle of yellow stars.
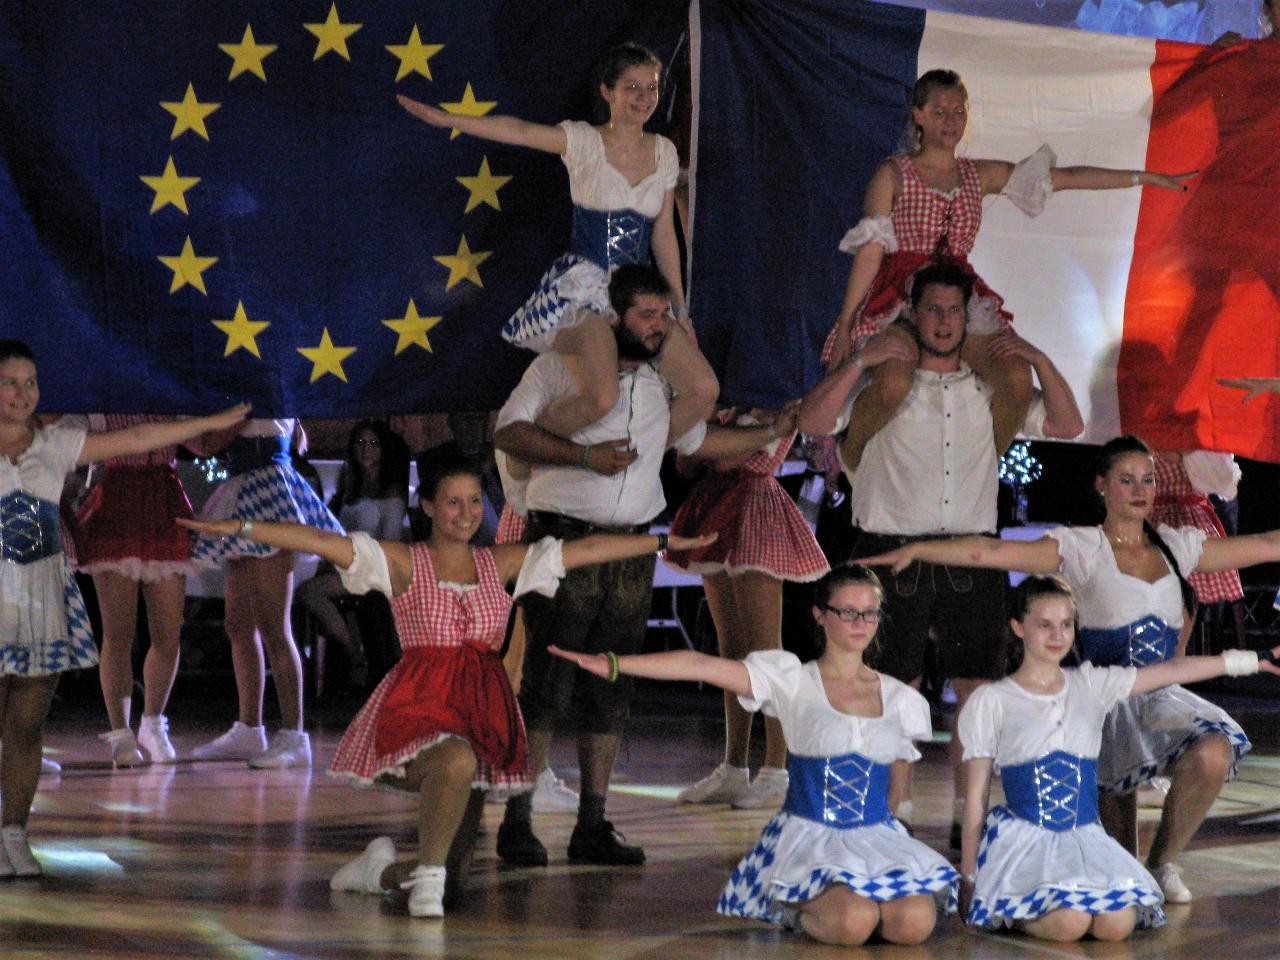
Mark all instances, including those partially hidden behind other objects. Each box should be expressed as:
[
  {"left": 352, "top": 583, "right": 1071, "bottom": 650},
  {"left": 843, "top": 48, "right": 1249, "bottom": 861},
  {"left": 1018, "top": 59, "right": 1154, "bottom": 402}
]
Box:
[{"left": 143, "top": 3, "right": 513, "bottom": 385}]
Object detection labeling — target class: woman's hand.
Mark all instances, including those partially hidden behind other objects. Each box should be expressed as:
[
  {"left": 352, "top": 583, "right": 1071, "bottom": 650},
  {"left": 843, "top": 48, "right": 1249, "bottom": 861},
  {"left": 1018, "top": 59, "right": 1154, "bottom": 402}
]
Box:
[
  {"left": 1217, "top": 376, "right": 1280, "bottom": 403},
  {"left": 206, "top": 402, "right": 252, "bottom": 431},
  {"left": 176, "top": 517, "right": 243, "bottom": 538},
  {"left": 1261, "top": 643, "right": 1280, "bottom": 677},
  {"left": 397, "top": 94, "right": 454, "bottom": 129},
  {"left": 549, "top": 645, "right": 611, "bottom": 679},
  {"left": 858, "top": 544, "right": 918, "bottom": 574},
  {"left": 1141, "top": 170, "right": 1198, "bottom": 191},
  {"left": 666, "top": 532, "right": 717, "bottom": 552}
]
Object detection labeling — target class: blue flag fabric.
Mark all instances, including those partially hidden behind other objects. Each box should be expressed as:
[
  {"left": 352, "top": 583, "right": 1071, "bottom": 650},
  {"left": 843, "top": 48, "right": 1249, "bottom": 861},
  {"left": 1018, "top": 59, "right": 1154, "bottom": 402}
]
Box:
[
  {"left": 1, "top": 2, "right": 686, "bottom": 416},
  {"left": 688, "top": 0, "right": 925, "bottom": 408}
]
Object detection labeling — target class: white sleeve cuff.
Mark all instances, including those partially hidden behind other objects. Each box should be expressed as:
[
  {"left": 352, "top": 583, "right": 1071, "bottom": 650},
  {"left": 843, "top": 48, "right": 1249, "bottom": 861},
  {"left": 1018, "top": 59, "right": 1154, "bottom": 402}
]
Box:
[
  {"left": 1182, "top": 451, "right": 1241, "bottom": 499},
  {"left": 671, "top": 419, "right": 709, "bottom": 455},
  {"left": 838, "top": 215, "right": 898, "bottom": 255},
  {"left": 1001, "top": 144, "right": 1056, "bottom": 217},
  {"left": 513, "top": 536, "right": 567, "bottom": 599},
  {"left": 337, "top": 532, "right": 393, "bottom": 597}
]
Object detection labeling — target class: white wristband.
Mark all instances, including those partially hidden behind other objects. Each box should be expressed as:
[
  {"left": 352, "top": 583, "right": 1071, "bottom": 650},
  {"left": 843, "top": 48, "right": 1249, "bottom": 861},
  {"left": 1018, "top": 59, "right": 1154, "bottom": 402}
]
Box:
[{"left": 1222, "top": 649, "right": 1260, "bottom": 677}]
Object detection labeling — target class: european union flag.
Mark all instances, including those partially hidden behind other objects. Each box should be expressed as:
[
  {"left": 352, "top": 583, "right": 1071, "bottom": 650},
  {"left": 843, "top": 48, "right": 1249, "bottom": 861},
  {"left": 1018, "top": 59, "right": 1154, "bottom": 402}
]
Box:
[{"left": 1, "top": 2, "right": 686, "bottom": 416}]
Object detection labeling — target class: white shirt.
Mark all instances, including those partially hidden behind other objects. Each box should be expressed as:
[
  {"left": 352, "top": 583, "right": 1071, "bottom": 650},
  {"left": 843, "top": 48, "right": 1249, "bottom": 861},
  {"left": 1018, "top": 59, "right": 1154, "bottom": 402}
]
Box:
[
  {"left": 1049, "top": 524, "right": 1205, "bottom": 630},
  {"left": 959, "top": 665, "right": 1136, "bottom": 769},
  {"left": 496, "top": 353, "right": 706, "bottom": 526},
  {"left": 560, "top": 120, "right": 679, "bottom": 218},
  {"left": 838, "top": 364, "right": 1048, "bottom": 536},
  {"left": 739, "top": 650, "right": 931, "bottom": 763}
]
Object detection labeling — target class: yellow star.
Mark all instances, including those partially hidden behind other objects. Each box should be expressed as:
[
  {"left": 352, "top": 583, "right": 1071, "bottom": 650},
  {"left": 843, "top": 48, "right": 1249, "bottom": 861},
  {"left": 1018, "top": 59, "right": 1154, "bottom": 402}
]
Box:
[
  {"left": 456, "top": 156, "right": 512, "bottom": 213},
  {"left": 157, "top": 236, "right": 217, "bottom": 294},
  {"left": 440, "top": 83, "right": 496, "bottom": 140},
  {"left": 434, "top": 235, "right": 491, "bottom": 291},
  {"left": 298, "top": 328, "right": 357, "bottom": 383},
  {"left": 219, "top": 25, "right": 277, "bottom": 81},
  {"left": 383, "top": 299, "right": 443, "bottom": 354},
  {"left": 140, "top": 157, "right": 200, "bottom": 215},
  {"left": 303, "top": 4, "right": 362, "bottom": 62},
  {"left": 213, "top": 301, "right": 270, "bottom": 358},
  {"left": 160, "top": 83, "right": 220, "bottom": 141},
  {"left": 386, "top": 25, "right": 443, "bottom": 82}
]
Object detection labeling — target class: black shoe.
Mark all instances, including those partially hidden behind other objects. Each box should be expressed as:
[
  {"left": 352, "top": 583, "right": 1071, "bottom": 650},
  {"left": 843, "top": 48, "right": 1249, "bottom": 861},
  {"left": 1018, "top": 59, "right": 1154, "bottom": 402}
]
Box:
[
  {"left": 949, "top": 820, "right": 961, "bottom": 851},
  {"left": 568, "top": 819, "right": 645, "bottom": 866},
  {"left": 497, "top": 820, "right": 548, "bottom": 867}
]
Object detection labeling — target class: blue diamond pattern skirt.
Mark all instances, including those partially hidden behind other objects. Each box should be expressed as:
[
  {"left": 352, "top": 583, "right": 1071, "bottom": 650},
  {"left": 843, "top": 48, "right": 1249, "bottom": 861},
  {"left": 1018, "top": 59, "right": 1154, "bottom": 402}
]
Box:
[
  {"left": 968, "top": 805, "right": 1165, "bottom": 929},
  {"left": 1098, "top": 687, "right": 1250, "bottom": 792},
  {"left": 191, "top": 465, "right": 343, "bottom": 566},
  {"left": 0, "top": 553, "right": 98, "bottom": 677},
  {"left": 716, "top": 811, "right": 958, "bottom": 925},
  {"left": 501, "top": 254, "right": 612, "bottom": 354}
]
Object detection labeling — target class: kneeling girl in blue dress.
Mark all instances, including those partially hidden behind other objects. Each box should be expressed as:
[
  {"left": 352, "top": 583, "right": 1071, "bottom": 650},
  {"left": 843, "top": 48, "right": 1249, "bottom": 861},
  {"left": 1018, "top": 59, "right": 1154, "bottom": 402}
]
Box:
[
  {"left": 957, "top": 575, "right": 1279, "bottom": 941},
  {"left": 551, "top": 563, "right": 957, "bottom": 946}
]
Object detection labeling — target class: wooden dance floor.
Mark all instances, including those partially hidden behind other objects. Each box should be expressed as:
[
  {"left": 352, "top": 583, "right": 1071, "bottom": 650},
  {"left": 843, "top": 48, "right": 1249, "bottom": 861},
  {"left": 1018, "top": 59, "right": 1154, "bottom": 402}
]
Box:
[{"left": 11, "top": 686, "right": 1280, "bottom": 959}]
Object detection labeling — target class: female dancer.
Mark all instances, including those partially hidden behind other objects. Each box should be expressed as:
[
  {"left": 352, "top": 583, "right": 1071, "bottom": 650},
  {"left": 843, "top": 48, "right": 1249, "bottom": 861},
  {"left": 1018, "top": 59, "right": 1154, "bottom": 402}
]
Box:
[
  {"left": 825, "top": 68, "right": 1193, "bottom": 466},
  {"left": 398, "top": 42, "right": 717, "bottom": 447},
  {"left": 959, "top": 575, "right": 1278, "bottom": 940},
  {"left": 552, "top": 564, "right": 957, "bottom": 946},
  {"left": 180, "top": 457, "right": 713, "bottom": 918},
  {"left": 74, "top": 415, "right": 197, "bottom": 766},
  {"left": 295, "top": 420, "right": 409, "bottom": 688},
  {"left": 0, "top": 338, "right": 247, "bottom": 877},
  {"left": 190, "top": 419, "right": 343, "bottom": 768},
  {"left": 665, "top": 404, "right": 829, "bottom": 809},
  {"left": 863, "top": 435, "right": 1280, "bottom": 903}
]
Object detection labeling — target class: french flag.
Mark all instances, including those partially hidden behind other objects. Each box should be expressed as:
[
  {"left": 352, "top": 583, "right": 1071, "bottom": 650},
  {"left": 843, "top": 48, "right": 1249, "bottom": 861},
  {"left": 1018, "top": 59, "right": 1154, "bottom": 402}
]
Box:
[{"left": 689, "top": 2, "right": 1280, "bottom": 459}]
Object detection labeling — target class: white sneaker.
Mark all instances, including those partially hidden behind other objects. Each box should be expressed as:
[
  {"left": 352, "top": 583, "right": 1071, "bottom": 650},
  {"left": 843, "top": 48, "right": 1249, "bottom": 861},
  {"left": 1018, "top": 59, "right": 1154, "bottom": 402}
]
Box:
[
  {"left": 249, "top": 730, "right": 311, "bottom": 769},
  {"left": 99, "top": 728, "right": 147, "bottom": 768},
  {"left": 1152, "top": 861, "right": 1192, "bottom": 904},
  {"left": 402, "top": 864, "right": 446, "bottom": 918},
  {"left": 531, "top": 767, "right": 579, "bottom": 813},
  {"left": 137, "top": 715, "right": 177, "bottom": 764},
  {"left": 40, "top": 757, "right": 61, "bottom": 776},
  {"left": 732, "top": 767, "right": 790, "bottom": 810},
  {"left": 1, "top": 825, "right": 41, "bottom": 877},
  {"left": 330, "top": 836, "right": 396, "bottom": 893},
  {"left": 192, "top": 722, "right": 268, "bottom": 761},
  {"left": 677, "top": 763, "right": 750, "bottom": 805}
]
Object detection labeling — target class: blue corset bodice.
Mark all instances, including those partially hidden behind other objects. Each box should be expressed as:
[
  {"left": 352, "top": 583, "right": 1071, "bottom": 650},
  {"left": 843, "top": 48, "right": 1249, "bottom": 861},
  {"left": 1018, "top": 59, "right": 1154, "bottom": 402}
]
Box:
[
  {"left": 569, "top": 205, "right": 653, "bottom": 270},
  {"left": 225, "top": 435, "right": 291, "bottom": 476},
  {"left": 1000, "top": 751, "right": 1099, "bottom": 831},
  {"left": 784, "top": 751, "right": 891, "bottom": 828},
  {"left": 1079, "top": 615, "right": 1178, "bottom": 667},
  {"left": 0, "top": 491, "right": 62, "bottom": 564}
]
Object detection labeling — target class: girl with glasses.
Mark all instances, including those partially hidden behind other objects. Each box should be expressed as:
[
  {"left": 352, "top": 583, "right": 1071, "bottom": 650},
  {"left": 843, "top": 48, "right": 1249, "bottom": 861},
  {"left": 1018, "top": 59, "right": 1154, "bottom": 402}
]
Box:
[{"left": 551, "top": 563, "right": 957, "bottom": 946}]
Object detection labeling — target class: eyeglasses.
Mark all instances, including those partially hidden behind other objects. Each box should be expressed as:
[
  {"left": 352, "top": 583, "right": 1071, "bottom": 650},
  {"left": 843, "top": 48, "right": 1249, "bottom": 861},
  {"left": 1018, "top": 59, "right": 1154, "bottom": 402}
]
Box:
[{"left": 822, "top": 605, "right": 882, "bottom": 624}]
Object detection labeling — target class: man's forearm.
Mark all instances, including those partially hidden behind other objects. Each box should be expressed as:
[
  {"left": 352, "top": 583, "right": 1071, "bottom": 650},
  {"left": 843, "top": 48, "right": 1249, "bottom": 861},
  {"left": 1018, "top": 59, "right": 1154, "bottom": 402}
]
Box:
[{"left": 493, "top": 422, "right": 583, "bottom": 466}]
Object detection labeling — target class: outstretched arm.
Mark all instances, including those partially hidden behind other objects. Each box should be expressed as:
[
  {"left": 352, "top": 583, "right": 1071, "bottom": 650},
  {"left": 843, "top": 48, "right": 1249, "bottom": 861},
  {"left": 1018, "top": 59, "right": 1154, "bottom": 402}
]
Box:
[
  {"left": 397, "top": 95, "right": 566, "bottom": 153},
  {"left": 976, "top": 158, "right": 1194, "bottom": 195},
  {"left": 1132, "top": 646, "right": 1280, "bottom": 696},
  {"left": 1196, "top": 530, "right": 1280, "bottom": 573},
  {"left": 491, "top": 531, "right": 715, "bottom": 583},
  {"left": 550, "top": 646, "right": 753, "bottom": 697},
  {"left": 688, "top": 402, "right": 798, "bottom": 463},
  {"left": 79, "top": 403, "right": 250, "bottom": 466},
  {"left": 860, "top": 534, "right": 1062, "bottom": 575}
]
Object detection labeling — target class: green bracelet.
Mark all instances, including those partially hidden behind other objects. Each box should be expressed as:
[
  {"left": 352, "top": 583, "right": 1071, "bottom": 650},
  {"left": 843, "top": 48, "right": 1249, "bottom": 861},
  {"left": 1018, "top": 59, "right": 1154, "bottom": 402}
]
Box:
[
  {"left": 581, "top": 444, "right": 592, "bottom": 468},
  {"left": 604, "top": 650, "right": 620, "bottom": 684}
]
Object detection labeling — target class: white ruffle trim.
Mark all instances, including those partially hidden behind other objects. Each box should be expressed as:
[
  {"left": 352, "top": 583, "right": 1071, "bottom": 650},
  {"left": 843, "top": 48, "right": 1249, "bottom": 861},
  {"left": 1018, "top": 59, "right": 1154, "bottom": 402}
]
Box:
[
  {"left": 1182, "top": 451, "right": 1240, "bottom": 499},
  {"left": 75, "top": 559, "right": 194, "bottom": 583},
  {"left": 1001, "top": 144, "right": 1056, "bottom": 217},
  {"left": 838, "top": 215, "right": 898, "bottom": 255},
  {"left": 513, "top": 536, "right": 566, "bottom": 599},
  {"left": 966, "top": 293, "right": 1004, "bottom": 336},
  {"left": 337, "top": 532, "right": 392, "bottom": 597}
]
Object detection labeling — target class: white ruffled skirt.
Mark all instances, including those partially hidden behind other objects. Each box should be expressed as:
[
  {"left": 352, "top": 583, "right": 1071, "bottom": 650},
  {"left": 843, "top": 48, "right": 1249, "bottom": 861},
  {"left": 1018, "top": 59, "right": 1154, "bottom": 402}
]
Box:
[{"left": 501, "top": 254, "right": 610, "bottom": 354}]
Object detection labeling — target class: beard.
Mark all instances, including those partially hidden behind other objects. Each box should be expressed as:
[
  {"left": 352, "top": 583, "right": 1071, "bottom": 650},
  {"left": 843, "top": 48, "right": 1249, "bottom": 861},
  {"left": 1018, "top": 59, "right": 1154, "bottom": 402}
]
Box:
[{"left": 615, "top": 322, "right": 664, "bottom": 361}]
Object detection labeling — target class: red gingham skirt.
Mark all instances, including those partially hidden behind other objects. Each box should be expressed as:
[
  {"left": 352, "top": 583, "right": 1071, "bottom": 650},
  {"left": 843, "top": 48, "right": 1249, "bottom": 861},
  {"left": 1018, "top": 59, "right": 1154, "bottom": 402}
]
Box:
[
  {"left": 329, "top": 641, "right": 531, "bottom": 793},
  {"left": 1151, "top": 496, "right": 1244, "bottom": 604},
  {"left": 666, "top": 472, "right": 829, "bottom": 582}
]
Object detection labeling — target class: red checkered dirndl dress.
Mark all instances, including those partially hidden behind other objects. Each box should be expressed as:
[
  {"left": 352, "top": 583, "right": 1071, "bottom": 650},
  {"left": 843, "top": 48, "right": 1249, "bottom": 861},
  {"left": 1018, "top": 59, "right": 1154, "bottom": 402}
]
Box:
[
  {"left": 665, "top": 431, "right": 830, "bottom": 582},
  {"left": 821, "top": 154, "right": 1013, "bottom": 366},
  {"left": 1150, "top": 456, "right": 1243, "bottom": 604},
  {"left": 328, "top": 544, "right": 531, "bottom": 793}
]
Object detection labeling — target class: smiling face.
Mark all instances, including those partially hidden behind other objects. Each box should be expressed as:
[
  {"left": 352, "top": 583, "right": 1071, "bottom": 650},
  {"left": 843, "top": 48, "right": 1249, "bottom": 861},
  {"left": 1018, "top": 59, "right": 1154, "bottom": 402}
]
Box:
[
  {"left": 1096, "top": 451, "right": 1157, "bottom": 524},
  {"left": 0, "top": 356, "right": 39, "bottom": 426},
  {"left": 1012, "top": 594, "right": 1077, "bottom": 668},
  {"left": 812, "top": 582, "right": 883, "bottom": 657},
  {"left": 912, "top": 85, "right": 968, "bottom": 151},
  {"left": 423, "top": 472, "right": 484, "bottom": 544},
  {"left": 601, "top": 63, "right": 660, "bottom": 126}
]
